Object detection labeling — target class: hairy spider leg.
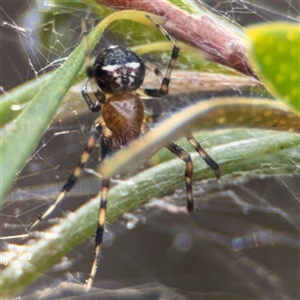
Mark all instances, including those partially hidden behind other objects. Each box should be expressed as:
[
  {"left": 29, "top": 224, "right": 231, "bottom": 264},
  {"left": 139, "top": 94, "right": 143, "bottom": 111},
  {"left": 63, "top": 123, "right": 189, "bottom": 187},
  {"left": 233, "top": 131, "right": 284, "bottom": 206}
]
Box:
[
  {"left": 143, "top": 15, "right": 180, "bottom": 97},
  {"left": 186, "top": 135, "right": 221, "bottom": 181},
  {"left": 27, "top": 120, "right": 103, "bottom": 231},
  {"left": 166, "top": 142, "right": 194, "bottom": 212},
  {"left": 85, "top": 176, "right": 109, "bottom": 291},
  {"left": 81, "top": 19, "right": 105, "bottom": 113}
]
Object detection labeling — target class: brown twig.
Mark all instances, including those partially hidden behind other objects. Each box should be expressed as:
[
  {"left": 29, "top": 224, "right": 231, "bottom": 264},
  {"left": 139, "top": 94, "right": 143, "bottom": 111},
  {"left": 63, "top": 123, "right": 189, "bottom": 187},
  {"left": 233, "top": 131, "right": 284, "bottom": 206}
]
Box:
[{"left": 96, "top": 0, "right": 257, "bottom": 78}]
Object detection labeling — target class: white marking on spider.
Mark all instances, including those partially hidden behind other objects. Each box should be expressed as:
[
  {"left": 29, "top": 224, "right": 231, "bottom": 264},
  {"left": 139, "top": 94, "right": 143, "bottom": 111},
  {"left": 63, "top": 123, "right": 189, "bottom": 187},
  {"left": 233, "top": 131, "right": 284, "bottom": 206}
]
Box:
[
  {"left": 115, "top": 77, "right": 123, "bottom": 86},
  {"left": 112, "top": 72, "right": 120, "bottom": 78},
  {"left": 102, "top": 64, "right": 121, "bottom": 72},
  {"left": 125, "top": 62, "right": 140, "bottom": 69}
]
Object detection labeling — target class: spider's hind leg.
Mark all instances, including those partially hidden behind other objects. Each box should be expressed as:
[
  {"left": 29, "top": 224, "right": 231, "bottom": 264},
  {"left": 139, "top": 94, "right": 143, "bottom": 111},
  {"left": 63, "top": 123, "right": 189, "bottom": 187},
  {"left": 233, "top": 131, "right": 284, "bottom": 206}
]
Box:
[
  {"left": 27, "top": 119, "right": 103, "bottom": 231},
  {"left": 166, "top": 142, "right": 194, "bottom": 212},
  {"left": 85, "top": 176, "right": 109, "bottom": 291},
  {"left": 85, "top": 136, "right": 112, "bottom": 291},
  {"left": 186, "top": 135, "right": 221, "bottom": 181}
]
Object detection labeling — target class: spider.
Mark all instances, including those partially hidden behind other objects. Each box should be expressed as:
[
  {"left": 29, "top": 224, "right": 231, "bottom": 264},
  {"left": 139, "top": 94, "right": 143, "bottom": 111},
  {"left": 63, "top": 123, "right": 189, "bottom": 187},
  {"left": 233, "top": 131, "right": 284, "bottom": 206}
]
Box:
[{"left": 27, "top": 15, "right": 220, "bottom": 291}]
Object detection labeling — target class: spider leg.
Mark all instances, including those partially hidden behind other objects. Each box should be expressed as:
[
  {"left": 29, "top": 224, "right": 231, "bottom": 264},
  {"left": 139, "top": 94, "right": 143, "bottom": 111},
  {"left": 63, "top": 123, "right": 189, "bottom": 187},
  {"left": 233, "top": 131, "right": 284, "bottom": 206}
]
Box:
[
  {"left": 166, "top": 142, "right": 194, "bottom": 212},
  {"left": 85, "top": 136, "right": 113, "bottom": 291},
  {"left": 186, "top": 135, "right": 221, "bottom": 181},
  {"left": 81, "top": 19, "right": 105, "bottom": 113},
  {"left": 143, "top": 16, "right": 180, "bottom": 97},
  {"left": 85, "top": 175, "right": 109, "bottom": 291},
  {"left": 81, "top": 78, "right": 105, "bottom": 113},
  {"left": 27, "top": 119, "right": 103, "bottom": 231}
]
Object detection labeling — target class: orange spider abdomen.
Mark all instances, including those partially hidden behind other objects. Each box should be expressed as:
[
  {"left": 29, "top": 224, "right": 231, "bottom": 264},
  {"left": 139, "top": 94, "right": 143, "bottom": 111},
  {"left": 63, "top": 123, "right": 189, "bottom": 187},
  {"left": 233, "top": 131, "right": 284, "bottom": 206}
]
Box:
[{"left": 102, "top": 93, "right": 144, "bottom": 146}]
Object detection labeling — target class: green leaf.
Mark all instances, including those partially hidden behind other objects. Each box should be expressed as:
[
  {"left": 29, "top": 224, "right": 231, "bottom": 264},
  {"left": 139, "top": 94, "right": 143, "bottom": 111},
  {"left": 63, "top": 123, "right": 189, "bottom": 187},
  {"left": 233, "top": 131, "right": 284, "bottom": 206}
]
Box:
[
  {"left": 246, "top": 22, "right": 300, "bottom": 112},
  {"left": 0, "top": 73, "right": 53, "bottom": 128},
  {"left": 0, "top": 20, "right": 97, "bottom": 203},
  {"left": 1, "top": 128, "right": 299, "bottom": 297}
]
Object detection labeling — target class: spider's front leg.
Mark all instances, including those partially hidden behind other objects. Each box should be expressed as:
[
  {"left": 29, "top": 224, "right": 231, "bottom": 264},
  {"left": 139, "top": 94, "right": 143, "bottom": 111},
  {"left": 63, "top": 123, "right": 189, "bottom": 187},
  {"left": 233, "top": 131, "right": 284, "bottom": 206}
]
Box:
[
  {"left": 81, "top": 78, "right": 106, "bottom": 113},
  {"left": 143, "top": 15, "right": 180, "bottom": 98},
  {"left": 81, "top": 18, "right": 106, "bottom": 113}
]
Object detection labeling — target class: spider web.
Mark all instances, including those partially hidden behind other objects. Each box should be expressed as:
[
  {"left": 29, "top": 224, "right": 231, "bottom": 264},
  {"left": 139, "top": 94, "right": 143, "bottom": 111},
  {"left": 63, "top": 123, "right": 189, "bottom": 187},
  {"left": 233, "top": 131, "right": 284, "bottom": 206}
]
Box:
[{"left": 1, "top": 1, "right": 299, "bottom": 299}]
